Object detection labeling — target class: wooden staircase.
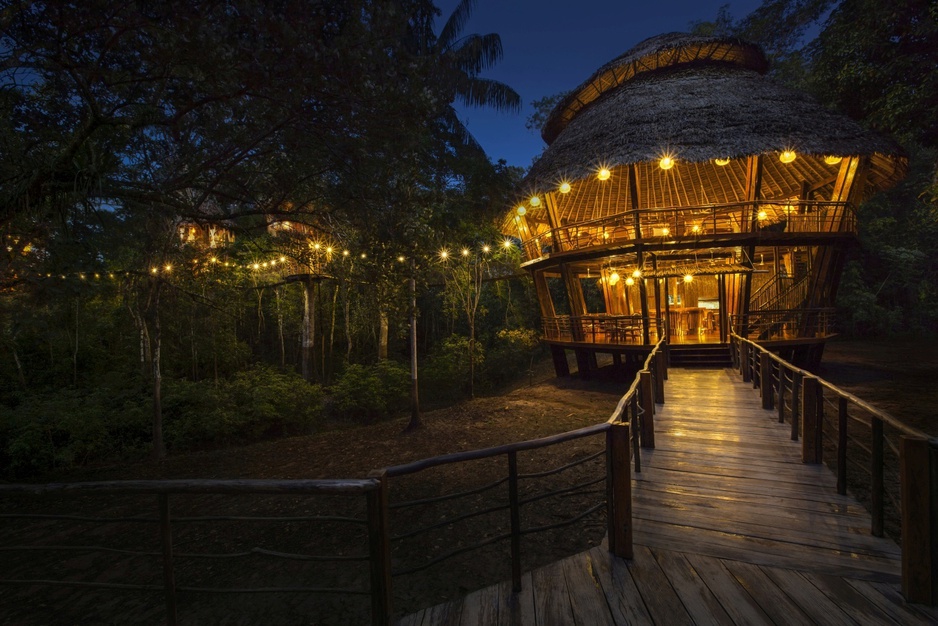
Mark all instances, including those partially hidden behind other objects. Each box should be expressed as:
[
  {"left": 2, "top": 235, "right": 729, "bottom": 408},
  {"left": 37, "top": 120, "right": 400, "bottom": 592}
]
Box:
[{"left": 668, "top": 344, "right": 732, "bottom": 368}]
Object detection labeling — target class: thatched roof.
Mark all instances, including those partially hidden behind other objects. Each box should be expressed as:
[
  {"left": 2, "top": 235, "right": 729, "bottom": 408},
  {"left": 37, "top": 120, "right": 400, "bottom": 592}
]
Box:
[{"left": 526, "top": 33, "right": 906, "bottom": 194}]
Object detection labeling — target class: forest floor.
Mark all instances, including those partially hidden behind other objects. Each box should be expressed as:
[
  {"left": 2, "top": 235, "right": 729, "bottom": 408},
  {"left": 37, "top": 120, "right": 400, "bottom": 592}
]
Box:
[{"left": 2, "top": 338, "right": 935, "bottom": 625}]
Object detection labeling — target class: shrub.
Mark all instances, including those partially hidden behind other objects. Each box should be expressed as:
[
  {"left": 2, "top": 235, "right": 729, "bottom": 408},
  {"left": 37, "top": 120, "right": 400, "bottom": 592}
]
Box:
[
  {"left": 482, "top": 329, "right": 541, "bottom": 389},
  {"left": 329, "top": 360, "right": 410, "bottom": 422},
  {"left": 420, "top": 334, "right": 486, "bottom": 401}
]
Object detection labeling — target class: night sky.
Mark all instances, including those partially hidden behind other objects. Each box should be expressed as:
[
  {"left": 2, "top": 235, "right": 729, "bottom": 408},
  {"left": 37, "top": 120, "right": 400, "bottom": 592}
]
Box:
[{"left": 437, "top": 0, "right": 763, "bottom": 169}]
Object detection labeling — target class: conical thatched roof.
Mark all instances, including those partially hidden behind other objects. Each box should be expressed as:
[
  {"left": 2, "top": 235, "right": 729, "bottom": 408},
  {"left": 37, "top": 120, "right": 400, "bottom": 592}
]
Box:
[{"left": 526, "top": 33, "right": 905, "bottom": 193}]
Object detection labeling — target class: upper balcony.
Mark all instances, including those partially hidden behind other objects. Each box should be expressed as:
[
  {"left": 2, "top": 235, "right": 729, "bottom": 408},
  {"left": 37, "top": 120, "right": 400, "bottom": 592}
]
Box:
[{"left": 515, "top": 200, "right": 856, "bottom": 267}]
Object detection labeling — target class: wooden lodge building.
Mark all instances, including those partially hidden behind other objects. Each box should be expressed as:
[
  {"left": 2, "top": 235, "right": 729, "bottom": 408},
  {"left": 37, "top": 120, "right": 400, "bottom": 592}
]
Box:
[{"left": 507, "top": 33, "right": 906, "bottom": 374}]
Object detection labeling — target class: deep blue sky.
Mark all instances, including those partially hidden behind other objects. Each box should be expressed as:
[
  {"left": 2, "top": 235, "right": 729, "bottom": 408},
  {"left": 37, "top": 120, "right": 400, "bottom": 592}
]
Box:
[{"left": 436, "top": 0, "right": 763, "bottom": 169}]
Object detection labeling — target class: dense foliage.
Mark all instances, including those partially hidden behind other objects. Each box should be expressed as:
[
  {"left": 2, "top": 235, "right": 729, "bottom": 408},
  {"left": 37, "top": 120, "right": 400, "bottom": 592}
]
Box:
[{"left": 0, "top": 0, "right": 538, "bottom": 477}]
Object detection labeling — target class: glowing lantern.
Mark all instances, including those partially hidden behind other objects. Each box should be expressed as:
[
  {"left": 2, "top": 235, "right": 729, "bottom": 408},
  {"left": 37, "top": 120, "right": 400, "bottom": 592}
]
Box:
[
  {"left": 529, "top": 196, "right": 541, "bottom": 207},
  {"left": 659, "top": 155, "right": 675, "bottom": 170},
  {"left": 683, "top": 273, "right": 694, "bottom": 283},
  {"left": 516, "top": 205, "right": 526, "bottom": 216},
  {"left": 597, "top": 168, "right": 611, "bottom": 181},
  {"left": 714, "top": 157, "right": 730, "bottom": 166},
  {"left": 608, "top": 271, "right": 620, "bottom": 286},
  {"left": 559, "top": 182, "right": 571, "bottom": 194},
  {"left": 779, "top": 150, "right": 797, "bottom": 164},
  {"left": 824, "top": 155, "right": 843, "bottom": 165},
  {"left": 625, "top": 277, "right": 635, "bottom": 286}
]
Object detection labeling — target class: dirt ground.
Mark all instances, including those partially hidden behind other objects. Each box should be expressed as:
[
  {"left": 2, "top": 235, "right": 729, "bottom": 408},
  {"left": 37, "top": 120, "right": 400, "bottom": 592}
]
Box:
[{"left": 2, "top": 338, "right": 933, "bottom": 625}]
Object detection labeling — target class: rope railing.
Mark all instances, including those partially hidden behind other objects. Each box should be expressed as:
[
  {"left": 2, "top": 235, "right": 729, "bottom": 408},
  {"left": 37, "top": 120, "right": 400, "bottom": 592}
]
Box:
[{"left": 730, "top": 332, "right": 938, "bottom": 605}]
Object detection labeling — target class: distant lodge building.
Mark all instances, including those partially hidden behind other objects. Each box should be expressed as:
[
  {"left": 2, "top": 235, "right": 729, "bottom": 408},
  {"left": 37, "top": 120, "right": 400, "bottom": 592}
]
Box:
[{"left": 508, "top": 34, "right": 906, "bottom": 374}]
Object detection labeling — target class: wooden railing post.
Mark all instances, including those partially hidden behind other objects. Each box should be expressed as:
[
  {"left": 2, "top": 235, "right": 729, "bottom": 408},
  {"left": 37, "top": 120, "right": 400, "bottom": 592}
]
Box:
[
  {"left": 791, "top": 371, "right": 802, "bottom": 441},
  {"left": 741, "top": 342, "right": 750, "bottom": 382},
  {"left": 367, "top": 470, "right": 393, "bottom": 625},
  {"left": 801, "top": 376, "right": 822, "bottom": 463},
  {"left": 871, "top": 418, "right": 884, "bottom": 537},
  {"left": 630, "top": 395, "right": 641, "bottom": 473},
  {"left": 900, "top": 436, "right": 936, "bottom": 604},
  {"left": 760, "top": 352, "right": 773, "bottom": 410},
  {"left": 837, "top": 397, "right": 848, "bottom": 495},
  {"left": 508, "top": 451, "right": 522, "bottom": 593},
  {"left": 777, "top": 367, "right": 787, "bottom": 424},
  {"left": 158, "top": 494, "right": 178, "bottom": 626},
  {"left": 662, "top": 342, "right": 669, "bottom": 380},
  {"left": 609, "top": 422, "right": 633, "bottom": 559},
  {"left": 639, "top": 371, "right": 655, "bottom": 449},
  {"left": 654, "top": 355, "right": 666, "bottom": 404}
]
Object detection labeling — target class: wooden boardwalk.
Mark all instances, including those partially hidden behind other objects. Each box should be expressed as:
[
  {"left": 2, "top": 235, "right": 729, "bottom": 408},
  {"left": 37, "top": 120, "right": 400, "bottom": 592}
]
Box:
[{"left": 400, "top": 368, "right": 937, "bottom": 625}]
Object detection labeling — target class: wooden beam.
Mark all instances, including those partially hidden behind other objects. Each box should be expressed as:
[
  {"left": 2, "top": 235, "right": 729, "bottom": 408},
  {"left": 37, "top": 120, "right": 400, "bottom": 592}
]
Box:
[
  {"left": 740, "top": 155, "right": 763, "bottom": 336},
  {"left": 544, "top": 192, "right": 565, "bottom": 253}
]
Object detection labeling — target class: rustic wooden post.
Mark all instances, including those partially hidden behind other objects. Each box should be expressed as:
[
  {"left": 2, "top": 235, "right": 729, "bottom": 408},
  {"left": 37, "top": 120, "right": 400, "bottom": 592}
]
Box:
[
  {"left": 640, "top": 371, "right": 655, "bottom": 449},
  {"left": 606, "top": 427, "right": 616, "bottom": 554},
  {"left": 654, "top": 354, "right": 666, "bottom": 404},
  {"left": 791, "top": 371, "right": 802, "bottom": 441},
  {"left": 740, "top": 342, "right": 750, "bottom": 382},
  {"left": 801, "top": 376, "right": 822, "bottom": 463},
  {"left": 900, "top": 436, "right": 936, "bottom": 604},
  {"left": 662, "top": 342, "right": 669, "bottom": 380},
  {"left": 760, "top": 352, "right": 773, "bottom": 410},
  {"left": 777, "top": 366, "right": 787, "bottom": 424},
  {"left": 508, "top": 451, "right": 522, "bottom": 593},
  {"left": 630, "top": 394, "right": 641, "bottom": 473},
  {"left": 367, "top": 470, "right": 393, "bottom": 624},
  {"left": 837, "top": 397, "right": 848, "bottom": 495},
  {"left": 871, "top": 418, "right": 884, "bottom": 538},
  {"left": 609, "top": 422, "right": 633, "bottom": 559},
  {"left": 158, "top": 494, "right": 178, "bottom": 626}
]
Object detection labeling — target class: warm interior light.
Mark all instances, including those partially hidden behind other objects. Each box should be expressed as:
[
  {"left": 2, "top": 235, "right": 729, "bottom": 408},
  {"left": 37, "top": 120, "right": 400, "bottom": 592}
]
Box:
[
  {"left": 625, "top": 276, "right": 635, "bottom": 286},
  {"left": 683, "top": 273, "right": 694, "bottom": 283},
  {"left": 516, "top": 206, "right": 526, "bottom": 216},
  {"left": 691, "top": 224, "right": 701, "bottom": 233},
  {"left": 714, "top": 157, "right": 730, "bottom": 166},
  {"left": 757, "top": 210, "right": 768, "bottom": 220},
  {"left": 608, "top": 271, "right": 620, "bottom": 286},
  {"left": 632, "top": 269, "right": 642, "bottom": 278},
  {"left": 529, "top": 196, "right": 541, "bottom": 207},
  {"left": 661, "top": 227, "right": 670, "bottom": 236},
  {"left": 659, "top": 155, "right": 675, "bottom": 170},
  {"left": 779, "top": 150, "right": 797, "bottom": 163},
  {"left": 824, "top": 155, "right": 843, "bottom": 165},
  {"left": 597, "top": 168, "right": 611, "bottom": 181},
  {"left": 559, "top": 182, "right": 571, "bottom": 194}
]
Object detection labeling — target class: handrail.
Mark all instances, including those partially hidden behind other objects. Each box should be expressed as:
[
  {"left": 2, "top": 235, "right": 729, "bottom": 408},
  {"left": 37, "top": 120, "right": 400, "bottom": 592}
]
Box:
[
  {"left": 730, "top": 332, "right": 938, "bottom": 605},
  {"left": 1, "top": 337, "right": 670, "bottom": 625}
]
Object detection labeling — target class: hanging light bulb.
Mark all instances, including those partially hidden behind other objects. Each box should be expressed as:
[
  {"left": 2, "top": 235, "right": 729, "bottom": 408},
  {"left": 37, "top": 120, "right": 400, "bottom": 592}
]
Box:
[
  {"left": 625, "top": 276, "right": 635, "bottom": 286},
  {"left": 482, "top": 245, "right": 491, "bottom": 253},
  {"left": 502, "top": 238, "right": 514, "bottom": 249},
  {"left": 683, "top": 273, "right": 694, "bottom": 283},
  {"left": 714, "top": 157, "right": 730, "bottom": 166},
  {"left": 757, "top": 210, "right": 768, "bottom": 221},
  {"left": 659, "top": 155, "right": 675, "bottom": 170},
  {"left": 461, "top": 248, "right": 470, "bottom": 257},
  {"left": 608, "top": 271, "right": 620, "bottom": 286},
  {"left": 632, "top": 269, "right": 642, "bottom": 278},
  {"left": 529, "top": 196, "right": 541, "bottom": 207},
  {"left": 516, "top": 205, "right": 526, "bottom": 216},
  {"left": 559, "top": 182, "right": 571, "bottom": 194},
  {"left": 779, "top": 150, "right": 797, "bottom": 164},
  {"left": 597, "top": 168, "right": 611, "bottom": 181},
  {"left": 824, "top": 155, "right": 843, "bottom": 165}
]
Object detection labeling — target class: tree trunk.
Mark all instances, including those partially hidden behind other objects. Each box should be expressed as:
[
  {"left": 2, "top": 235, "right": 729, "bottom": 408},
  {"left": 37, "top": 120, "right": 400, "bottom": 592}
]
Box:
[
  {"left": 328, "top": 283, "right": 338, "bottom": 383},
  {"left": 72, "top": 298, "right": 79, "bottom": 386},
  {"left": 468, "top": 324, "right": 475, "bottom": 399},
  {"left": 404, "top": 262, "right": 421, "bottom": 432},
  {"left": 148, "top": 282, "right": 165, "bottom": 461},
  {"left": 378, "top": 309, "right": 389, "bottom": 360},
  {"left": 301, "top": 277, "right": 315, "bottom": 382},
  {"left": 343, "top": 279, "right": 352, "bottom": 363},
  {"left": 276, "top": 287, "right": 285, "bottom": 368}
]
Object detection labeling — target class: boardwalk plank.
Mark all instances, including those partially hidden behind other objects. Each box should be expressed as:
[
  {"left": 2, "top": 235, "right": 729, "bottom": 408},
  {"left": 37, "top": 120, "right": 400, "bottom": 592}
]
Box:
[
  {"left": 761, "top": 566, "right": 856, "bottom": 626},
  {"left": 531, "top": 559, "right": 574, "bottom": 626},
  {"left": 722, "top": 560, "right": 815, "bottom": 626},
  {"left": 458, "top": 584, "right": 499, "bottom": 626},
  {"left": 560, "top": 552, "right": 616, "bottom": 626},
  {"left": 845, "top": 580, "right": 937, "bottom": 625},
  {"left": 628, "top": 545, "right": 694, "bottom": 625},
  {"left": 498, "top": 573, "right": 536, "bottom": 626},
  {"left": 650, "top": 548, "right": 734, "bottom": 625},
  {"left": 683, "top": 553, "right": 773, "bottom": 625},
  {"left": 801, "top": 572, "right": 905, "bottom": 626},
  {"left": 587, "top": 545, "right": 655, "bottom": 625}
]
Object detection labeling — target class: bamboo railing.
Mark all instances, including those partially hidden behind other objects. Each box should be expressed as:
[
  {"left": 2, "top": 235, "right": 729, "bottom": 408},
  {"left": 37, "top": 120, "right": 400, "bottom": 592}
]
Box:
[
  {"left": 0, "top": 340, "right": 670, "bottom": 625},
  {"left": 731, "top": 333, "right": 938, "bottom": 604},
  {"left": 518, "top": 200, "right": 857, "bottom": 262}
]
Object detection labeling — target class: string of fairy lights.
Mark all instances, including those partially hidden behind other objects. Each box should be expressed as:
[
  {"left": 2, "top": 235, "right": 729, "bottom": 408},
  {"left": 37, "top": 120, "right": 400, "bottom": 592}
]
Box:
[{"left": 15, "top": 237, "right": 520, "bottom": 285}]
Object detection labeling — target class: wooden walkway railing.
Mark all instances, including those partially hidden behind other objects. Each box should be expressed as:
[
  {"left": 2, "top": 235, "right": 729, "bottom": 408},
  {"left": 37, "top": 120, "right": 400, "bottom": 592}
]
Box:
[
  {"left": 0, "top": 340, "right": 669, "bottom": 625},
  {"left": 731, "top": 332, "right": 938, "bottom": 604}
]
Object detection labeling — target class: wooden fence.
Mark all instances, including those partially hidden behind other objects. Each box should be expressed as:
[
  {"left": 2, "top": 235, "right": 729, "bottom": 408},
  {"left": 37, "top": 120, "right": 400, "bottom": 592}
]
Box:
[
  {"left": 0, "top": 340, "right": 669, "bottom": 625},
  {"left": 731, "top": 333, "right": 938, "bottom": 604}
]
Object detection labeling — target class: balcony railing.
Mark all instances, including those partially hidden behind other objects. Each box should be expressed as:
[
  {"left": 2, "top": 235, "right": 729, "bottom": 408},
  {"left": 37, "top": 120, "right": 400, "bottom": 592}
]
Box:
[
  {"left": 518, "top": 200, "right": 856, "bottom": 262},
  {"left": 731, "top": 308, "right": 836, "bottom": 340},
  {"left": 542, "top": 315, "right": 664, "bottom": 345}
]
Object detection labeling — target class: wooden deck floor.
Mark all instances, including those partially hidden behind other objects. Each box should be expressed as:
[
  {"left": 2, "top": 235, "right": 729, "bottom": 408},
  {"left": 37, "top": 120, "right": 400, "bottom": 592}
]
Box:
[{"left": 400, "top": 368, "right": 937, "bottom": 625}]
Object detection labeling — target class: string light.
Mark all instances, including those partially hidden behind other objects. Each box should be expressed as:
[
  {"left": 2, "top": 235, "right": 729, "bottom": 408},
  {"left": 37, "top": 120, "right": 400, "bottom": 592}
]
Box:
[
  {"left": 482, "top": 245, "right": 490, "bottom": 253},
  {"left": 502, "top": 239, "right": 514, "bottom": 249}
]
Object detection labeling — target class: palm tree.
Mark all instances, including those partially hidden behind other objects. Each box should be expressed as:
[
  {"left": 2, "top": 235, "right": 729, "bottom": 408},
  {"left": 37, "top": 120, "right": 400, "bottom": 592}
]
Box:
[{"left": 423, "top": 0, "right": 523, "bottom": 153}]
